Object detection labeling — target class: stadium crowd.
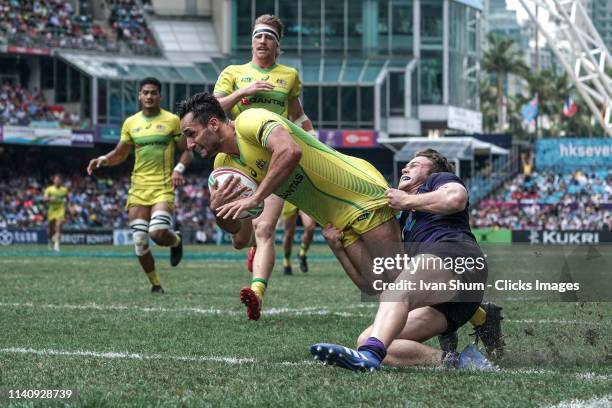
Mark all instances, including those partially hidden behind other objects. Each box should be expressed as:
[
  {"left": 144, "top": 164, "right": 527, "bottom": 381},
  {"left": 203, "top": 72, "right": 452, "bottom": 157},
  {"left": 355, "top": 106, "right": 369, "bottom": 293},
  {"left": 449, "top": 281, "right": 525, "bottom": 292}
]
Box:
[
  {"left": 108, "top": 0, "right": 156, "bottom": 54},
  {"left": 1, "top": 167, "right": 610, "bottom": 233},
  {"left": 471, "top": 170, "right": 612, "bottom": 230},
  {"left": 0, "top": 0, "right": 156, "bottom": 54},
  {"left": 0, "top": 172, "right": 215, "bottom": 235},
  {"left": 0, "top": 83, "right": 80, "bottom": 126}
]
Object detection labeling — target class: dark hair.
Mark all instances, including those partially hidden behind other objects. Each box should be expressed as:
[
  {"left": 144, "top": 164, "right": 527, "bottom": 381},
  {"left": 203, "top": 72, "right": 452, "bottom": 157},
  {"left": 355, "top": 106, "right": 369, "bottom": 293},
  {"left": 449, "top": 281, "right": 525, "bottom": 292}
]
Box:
[
  {"left": 415, "top": 148, "right": 455, "bottom": 174},
  {"left": 139, "top": 77, "right": 162, "bottom": 92},
  {"left": 175, "top": 92, "right": 227, "bottom": 126}
]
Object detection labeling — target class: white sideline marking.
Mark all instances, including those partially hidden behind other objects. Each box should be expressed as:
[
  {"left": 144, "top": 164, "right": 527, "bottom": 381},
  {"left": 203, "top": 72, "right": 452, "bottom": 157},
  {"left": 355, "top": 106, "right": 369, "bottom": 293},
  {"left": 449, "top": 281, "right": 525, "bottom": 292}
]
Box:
[
  {"left": 1, "top": 347, "right": 609, "bottom": 384},
  {"left": 0, "top": 347, "right": 255, "bottom": 365},
  {"left": 546, "top": 395, "right": 612, "bottom": 408},
  {"left": 0, "top": 303, "right": 609, "bottom": 324},
  {"left": 0, "top": 302, "right": 369, "bottom": 317}
]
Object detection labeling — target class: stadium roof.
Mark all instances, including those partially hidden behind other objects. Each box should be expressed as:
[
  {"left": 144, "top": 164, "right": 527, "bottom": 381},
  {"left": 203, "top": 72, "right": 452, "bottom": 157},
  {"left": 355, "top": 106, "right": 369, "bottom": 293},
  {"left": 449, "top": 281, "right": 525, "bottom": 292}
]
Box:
[
  {"left": 60, "top": 51, "right": 408, "bottom": 86},
  {"left": 59, "top": 52, "right": 212, "bottom": 83},
  {"left": 393, "top": 137, "right": 509, "bottom": 163}
]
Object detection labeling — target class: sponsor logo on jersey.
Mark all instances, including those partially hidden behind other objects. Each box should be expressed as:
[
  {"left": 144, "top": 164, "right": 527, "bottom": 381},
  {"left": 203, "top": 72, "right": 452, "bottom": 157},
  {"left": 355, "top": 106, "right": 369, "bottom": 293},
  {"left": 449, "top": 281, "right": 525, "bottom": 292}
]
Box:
[
  {"left": 357, "top": 212, "right": 370, "bottom": 222},
  {"left": 276, "top": 78, "right": 287, "bottom": 86},
  {"left": 249, "top": 168, "right": 258, "bottom": 178},
  {"left": 261, "top": 75, "right": 270, "bottom": 81},
  {"left": 255, "top": 159, "right": 267, "bottom": 170},
  {"left": 156, "top": 124, "right": 165, "bottom": 131},
  {"left": 132, "top": 127, "right": 142, "bottom": 133},
  {"left": 247, "top": 96, "right": 285, "bottom": 107},
  {"left": 279, "top": 173, "right": 304, "bottom": 199},
  {"left": 241, "top": 77, "right": 253, "bottom": 83}
]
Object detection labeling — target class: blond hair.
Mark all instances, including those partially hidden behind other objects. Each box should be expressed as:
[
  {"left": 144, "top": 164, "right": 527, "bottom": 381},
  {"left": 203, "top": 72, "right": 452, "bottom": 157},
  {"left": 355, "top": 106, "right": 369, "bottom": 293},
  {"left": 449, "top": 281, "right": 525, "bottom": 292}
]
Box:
[{"left": 254, "top": 14, "right": 284, "bottom": 38}]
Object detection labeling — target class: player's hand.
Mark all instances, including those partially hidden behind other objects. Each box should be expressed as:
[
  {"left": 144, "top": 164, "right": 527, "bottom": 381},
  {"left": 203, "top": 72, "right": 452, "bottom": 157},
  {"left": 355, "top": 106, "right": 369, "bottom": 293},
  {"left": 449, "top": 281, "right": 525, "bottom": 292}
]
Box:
[
  {"left": 240, "top": 80, "right": 274, "bottom": 97},
  {"left": 322, "top": 224, "right": 343, "bottom": 250},
  {"left": 210, "top": 176, "right": 248, "bottom": 214},
  {"left": 386, "top": 188, "right": 411, "bottom": 210},
  {"left": 216, "top": 195, "right": 262, "bottom": 220},
  {"left": 87, "top": 157, "right": 107, "bottom": 175},
  {"left": 171, "top": 171, "right": 185, "bottom": 188}
]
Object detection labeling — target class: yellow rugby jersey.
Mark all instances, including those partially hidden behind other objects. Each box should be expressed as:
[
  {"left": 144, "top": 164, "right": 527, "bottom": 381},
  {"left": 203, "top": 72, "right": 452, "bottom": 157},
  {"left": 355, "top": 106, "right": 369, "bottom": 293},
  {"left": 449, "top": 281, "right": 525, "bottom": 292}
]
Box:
[
  {"left": 214, "top": 109, "right": 391, "bottom": 230},
  {"left": 213, "top": 62, "right": 301, "bottom": 119},
  {"left": 44, "top": 185, "right": 68, "bottom": 211},
  {"left": 120, "top": 109, "right": 182, "bottom": 191}
]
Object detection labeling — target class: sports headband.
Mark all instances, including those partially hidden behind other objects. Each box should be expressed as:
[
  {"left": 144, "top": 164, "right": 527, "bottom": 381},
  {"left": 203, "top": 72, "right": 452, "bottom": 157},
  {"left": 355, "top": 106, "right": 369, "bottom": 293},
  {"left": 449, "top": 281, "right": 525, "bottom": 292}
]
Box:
[{"left": 252, "top": 25, "right": 280, "bottom": 45}]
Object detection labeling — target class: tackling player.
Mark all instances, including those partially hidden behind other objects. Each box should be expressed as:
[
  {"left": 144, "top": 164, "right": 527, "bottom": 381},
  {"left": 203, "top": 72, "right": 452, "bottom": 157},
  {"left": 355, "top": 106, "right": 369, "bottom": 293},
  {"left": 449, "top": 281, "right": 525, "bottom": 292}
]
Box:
[
  {"left": 212, "top": 14, "right": 316, "bottom": 318},
  {"left": 87, "top": 77, "right": 193, "bottom": 293},
  {"left": 176, "top": 94, "right": 400, "bottom": 317},
  {"left": 310, "top": 150, "right": 502, "bottom": 371},
  {"left": 280, "top": 202, "right": 316, "bottom": 275},
  {"left": 43, "top": 174, "right": 69, "bottom": 252}
]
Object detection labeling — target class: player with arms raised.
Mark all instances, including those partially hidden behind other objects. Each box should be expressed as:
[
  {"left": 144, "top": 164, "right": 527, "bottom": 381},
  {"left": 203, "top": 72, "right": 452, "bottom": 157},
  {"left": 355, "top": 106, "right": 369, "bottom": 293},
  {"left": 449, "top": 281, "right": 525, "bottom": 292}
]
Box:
[
  {"left": 44, "top": 174, "right": 69, "bottom": 252},
  {"left": 87, "top": 77, "right": 192, "bottom": 293},
  {"left": 213, "top": 14, "right": 316, "bottom": 318}
]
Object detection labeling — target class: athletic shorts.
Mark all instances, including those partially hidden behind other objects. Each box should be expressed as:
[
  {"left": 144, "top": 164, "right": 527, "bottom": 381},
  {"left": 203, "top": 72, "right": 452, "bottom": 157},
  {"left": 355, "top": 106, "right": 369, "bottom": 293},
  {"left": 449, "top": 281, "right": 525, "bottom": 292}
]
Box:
[
  {"left": 423, "top": 240, "right": 488, "bottom": 334},
  {"left": 48, "top": 207, "right": 65, "bottom": 222},
  {"left": 281, "top": 201, "right": 299, "bottom": 220},
  {"left": 342, "top": 206, "right": 398, "bottom": 248},
  {"left": 126, "top": 187, "right": 175, "bottom": 210}
]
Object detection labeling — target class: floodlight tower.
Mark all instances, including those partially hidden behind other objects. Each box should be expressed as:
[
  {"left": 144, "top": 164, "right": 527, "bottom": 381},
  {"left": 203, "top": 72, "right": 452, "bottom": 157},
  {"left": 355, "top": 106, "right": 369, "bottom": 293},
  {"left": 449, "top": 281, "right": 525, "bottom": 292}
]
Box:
[{"left": 517, "top": 0, "right": 612, "bottom": 136}]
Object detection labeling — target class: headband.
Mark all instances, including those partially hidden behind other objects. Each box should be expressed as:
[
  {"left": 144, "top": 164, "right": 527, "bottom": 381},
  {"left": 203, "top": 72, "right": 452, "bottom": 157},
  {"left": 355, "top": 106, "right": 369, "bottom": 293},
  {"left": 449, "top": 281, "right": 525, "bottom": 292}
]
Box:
[{"left": 252, "top": 26, "right": 280, "bottom": 45}]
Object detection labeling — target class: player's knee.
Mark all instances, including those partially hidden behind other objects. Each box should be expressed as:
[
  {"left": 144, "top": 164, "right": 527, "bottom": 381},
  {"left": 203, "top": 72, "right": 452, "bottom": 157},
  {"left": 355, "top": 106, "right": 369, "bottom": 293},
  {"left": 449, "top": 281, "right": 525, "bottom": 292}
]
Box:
[
  {"left": 231, "top": 234, "right": 250, "bottom": 250},
  {"left": 149, "top": 210, "right": 173, "bottom": 243},
  {"left": 303, "top": 221, "right": 316, "bottom": 234},
  {"left": 253, "top": 220, "right": 275, "bottom": 241},
  {"left": 130, "top": 218, "right": 150, "bottom": 256},
  {"left": 149, "top": 229, "right": 166, "bottom": 244}
]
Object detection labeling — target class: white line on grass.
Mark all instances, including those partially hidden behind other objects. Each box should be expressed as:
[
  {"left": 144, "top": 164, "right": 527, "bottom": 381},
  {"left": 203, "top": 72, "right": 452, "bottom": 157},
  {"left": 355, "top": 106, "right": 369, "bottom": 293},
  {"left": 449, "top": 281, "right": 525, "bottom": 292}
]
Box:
[
  {"left": 546, "top": 395, "right": 612, "bottom": 408},
  {"left": 1, "top": 347, "right": 610, "bottom": 383},
  {"left": 0, "top": 303, "right": 610, "bottom": 324},
  {"left": 0, "top": 347, "right": 255, "bottom": 365},
  {"left": 0, "top": 302, "right": 370, "bottom": 317}
]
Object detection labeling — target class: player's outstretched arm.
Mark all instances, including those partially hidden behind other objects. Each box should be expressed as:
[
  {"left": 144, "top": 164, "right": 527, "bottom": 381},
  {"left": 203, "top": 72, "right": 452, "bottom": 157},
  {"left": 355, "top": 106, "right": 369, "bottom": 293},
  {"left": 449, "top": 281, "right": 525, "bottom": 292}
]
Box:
[
  {"left": 86, "top": 142, "right": 132, "bottom": 175},
  {"left": 216, "top": 126, "right": 301, "bottom": 220},
  {"left": 386, "top": 182, "right": 468, "bottom": 215},
  {"left": 288, "top": 98, "right": 315, "bottom": 134},
  {"left": 171, "top": 135, "right": 194, "bottom": 188}
]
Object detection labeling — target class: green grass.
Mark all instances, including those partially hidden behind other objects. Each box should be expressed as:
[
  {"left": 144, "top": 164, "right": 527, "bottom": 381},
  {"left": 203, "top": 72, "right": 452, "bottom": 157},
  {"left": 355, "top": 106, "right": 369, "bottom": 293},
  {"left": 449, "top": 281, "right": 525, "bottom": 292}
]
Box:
[{"left": 0, "top": 244, "right": 610, "bottom": 407}]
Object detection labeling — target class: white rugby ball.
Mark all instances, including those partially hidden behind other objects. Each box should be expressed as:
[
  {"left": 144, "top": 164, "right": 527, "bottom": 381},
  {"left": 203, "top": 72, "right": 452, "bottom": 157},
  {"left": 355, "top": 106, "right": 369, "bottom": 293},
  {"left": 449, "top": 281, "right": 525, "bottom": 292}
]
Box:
[{"left": 208, "top": 167, "right": 265, "bottom": 219}]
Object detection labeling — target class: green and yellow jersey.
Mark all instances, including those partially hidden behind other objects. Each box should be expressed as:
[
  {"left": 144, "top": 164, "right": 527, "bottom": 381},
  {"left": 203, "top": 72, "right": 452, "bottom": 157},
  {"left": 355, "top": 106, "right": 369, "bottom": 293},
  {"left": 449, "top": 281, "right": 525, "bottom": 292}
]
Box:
[
  {"left": 213, "top": 62, "right": 301, "bottom": 119},
  {"left": 120, "top": 109, "right": 182, "bottom": 193},
  {"left": 44, "top": 185, "right": 68, "bottom": 211},
  {"left": 213, "top": 109, "right": 392, "bottom": 235}
]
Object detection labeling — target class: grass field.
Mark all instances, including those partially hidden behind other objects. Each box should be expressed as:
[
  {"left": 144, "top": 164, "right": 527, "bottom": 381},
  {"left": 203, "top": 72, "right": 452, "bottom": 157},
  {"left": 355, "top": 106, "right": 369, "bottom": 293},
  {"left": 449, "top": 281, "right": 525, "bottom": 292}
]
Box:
[{"left": 0, "top": 244, "right": 610, "bottom": 407}]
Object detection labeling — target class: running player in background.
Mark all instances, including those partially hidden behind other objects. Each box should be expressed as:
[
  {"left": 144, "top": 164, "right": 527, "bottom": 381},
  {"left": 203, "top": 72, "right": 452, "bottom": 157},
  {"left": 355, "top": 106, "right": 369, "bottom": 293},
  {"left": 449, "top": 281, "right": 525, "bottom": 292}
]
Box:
[
  {"left": 213, "top": 14, "right": 316, "bottom": 319},
  {"left": 44, "top": 174, "right": 68, "bottom": 252},
  {"left": 87, "top": 77, "right": 193, "bottom": 294},
  {"left": 281, "top": 202, "right": 316, "bottom": 275}
]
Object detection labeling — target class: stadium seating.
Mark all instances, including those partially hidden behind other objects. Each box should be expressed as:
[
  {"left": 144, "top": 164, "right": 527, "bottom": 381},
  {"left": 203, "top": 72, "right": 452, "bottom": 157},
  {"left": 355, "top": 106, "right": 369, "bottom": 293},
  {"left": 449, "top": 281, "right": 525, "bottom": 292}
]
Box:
[
  {"left": 0, "top": 83, "right": 80, "bottom": 126},
  {"left": 0, "top": 0, "right": 156, "bottom": 54},
  {"left": 471, "top": 170, "right": 612, "bottom": 230},
  {"left": 0, "top": 173, "right": 215, "bottom": 236}
]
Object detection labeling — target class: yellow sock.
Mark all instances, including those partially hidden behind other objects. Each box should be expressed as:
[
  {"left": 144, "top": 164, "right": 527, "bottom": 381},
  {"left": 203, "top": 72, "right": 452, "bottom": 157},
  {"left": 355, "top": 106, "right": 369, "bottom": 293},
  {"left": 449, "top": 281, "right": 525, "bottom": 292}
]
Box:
[
  {"left": 251, "top": 278, "right": 267, "bottom": 300},
  {"left": 283, "top": 257, "right": 291, "bottom": 267},
  {"left": 299, "top": 243, "right": 309, "bottom": 257},
  {"left": 172, "top": 234, "right": 181, "bottom": 248},
  {"left": 146, "top": 270, "right": 161, "bottom": 286},
  {"left": 470, "top": 306, "right": 487, "bottom": 327}
]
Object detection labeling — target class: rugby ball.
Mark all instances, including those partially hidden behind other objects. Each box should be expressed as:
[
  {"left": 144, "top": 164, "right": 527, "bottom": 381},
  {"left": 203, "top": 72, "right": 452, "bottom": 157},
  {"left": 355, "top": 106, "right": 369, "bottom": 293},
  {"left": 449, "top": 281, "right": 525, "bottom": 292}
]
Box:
[{"left": 208, "top": 168, "right": 265, "bottom": 219}]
